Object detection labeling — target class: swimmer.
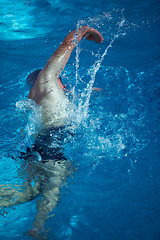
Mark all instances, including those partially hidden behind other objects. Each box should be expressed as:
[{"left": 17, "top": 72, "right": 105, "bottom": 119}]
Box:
[
  {"left": 28, "top": 26, "right": 103, "bottom": 128},
  {"left": 0, "top": 26, "right": 103, "bottom": 239}
]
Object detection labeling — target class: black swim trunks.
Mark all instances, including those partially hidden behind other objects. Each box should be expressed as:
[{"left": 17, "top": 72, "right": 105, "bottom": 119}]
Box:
[
  {"left": 21, "top": 127, "right": 68, "bottom": 163},
  {"left": 33, "top": 127, "right": 67, "bottom": 163}
]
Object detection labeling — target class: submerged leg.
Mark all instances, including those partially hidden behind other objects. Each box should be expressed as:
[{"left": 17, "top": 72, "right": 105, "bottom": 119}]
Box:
[
  {"left": 26, "top": 160, "right": 74, "bottom": 238},
  {"left": 0, "top": 158, "right": 74, "bottom": 240},
  {"left": 0, "top": 182, "right": 40, "bottom": 208},
  {"left": 0, "top": 160, "right": 44, "bottom": 208}
]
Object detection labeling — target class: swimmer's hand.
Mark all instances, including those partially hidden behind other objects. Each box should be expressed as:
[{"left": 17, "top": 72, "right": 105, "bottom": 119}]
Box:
[
  {"left": 92, "top": 87, "right": 102, "bottom": 92},
  {"left": 80, "top": 26, "right": 104, "bottom": 43}
]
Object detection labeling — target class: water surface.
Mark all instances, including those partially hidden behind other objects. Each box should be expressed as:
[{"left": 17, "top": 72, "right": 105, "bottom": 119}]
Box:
[{"left": 0, "top": 0, "right": 160, "bottom": 239}]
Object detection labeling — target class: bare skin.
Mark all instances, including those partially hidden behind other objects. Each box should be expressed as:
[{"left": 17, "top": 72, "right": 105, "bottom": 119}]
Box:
[
  {"left": 28, "top": 26, "right": 103, "bottom": 128},
  {"left": 28, "top": 26, "right": 103, "bottom": 104},
  {"left": 0, "top": 26, "right": 103, "bottom": 239}
]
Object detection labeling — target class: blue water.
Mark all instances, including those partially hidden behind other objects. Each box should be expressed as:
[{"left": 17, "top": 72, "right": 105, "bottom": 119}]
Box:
[{"left": 0, "top": 0, "right": 160, "bottom": 239}]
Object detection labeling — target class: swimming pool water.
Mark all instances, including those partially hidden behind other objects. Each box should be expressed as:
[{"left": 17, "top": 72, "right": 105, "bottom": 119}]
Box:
[{"left": 0, "top": 0, "right": 160, "bottom": 239}]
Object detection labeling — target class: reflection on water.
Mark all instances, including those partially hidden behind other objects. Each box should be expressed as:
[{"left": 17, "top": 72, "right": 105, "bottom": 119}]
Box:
[
  {"left": 1, "top": 1, "right": 40, "bottom": 40},
  {"left": 1, "top": 0, "right": 159, "bottom": 42},
  {"left": 0, "top": 0, "right": 59, "bottom": 40}
]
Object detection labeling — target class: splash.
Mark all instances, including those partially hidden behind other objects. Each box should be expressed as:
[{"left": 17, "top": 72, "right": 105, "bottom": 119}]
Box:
[
  {"left": 15, "top": 99, "right": 42, "bottom": 152},
  {"left": 71, "top": 10, "right": 127, "bottom": 124}
]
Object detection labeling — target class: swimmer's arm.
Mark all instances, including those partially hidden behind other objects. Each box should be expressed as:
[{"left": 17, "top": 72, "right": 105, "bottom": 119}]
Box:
[
  {"left": 28, "top": 27, "right": 103, "bottom": 102},
  {"left": 39, "top": 26, "right": 103, "bottom": 82}
]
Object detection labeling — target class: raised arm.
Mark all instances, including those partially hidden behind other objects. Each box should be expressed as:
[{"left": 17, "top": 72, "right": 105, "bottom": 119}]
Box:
[
  {"left": 42, "top": 26, "right": 103, "bottom": 79},
  {"left": 28, "top": 26, "right": 103, "bottom": 103}
]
